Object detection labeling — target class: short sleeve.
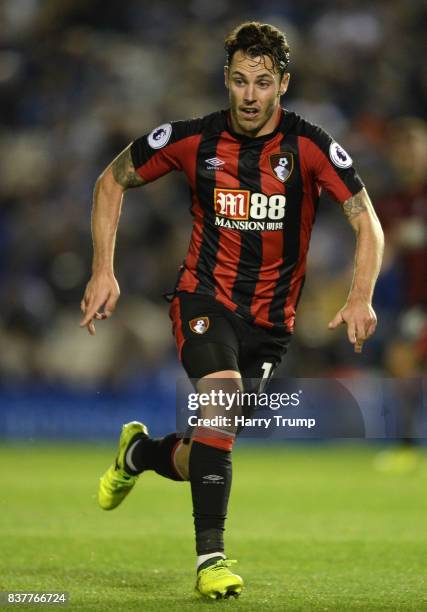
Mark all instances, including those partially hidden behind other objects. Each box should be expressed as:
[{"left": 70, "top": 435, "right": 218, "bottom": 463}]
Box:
[
  {"left": 299, "top": 124, "right": 364, "bottom": 203},
  {"left": 130, "top": 119, "right": 203, "bottom": 184}
]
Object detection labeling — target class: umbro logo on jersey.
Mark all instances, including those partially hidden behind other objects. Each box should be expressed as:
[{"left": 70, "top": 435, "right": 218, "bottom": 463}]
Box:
[
  {"left": 205, "top": 157, "right": 225, "bottom": 170},
  {"left": 269, "top": 152, "right": 294, "bottom": 183},
  {"left": 189, "top": 316, "right": 210, "bottom": 334}
]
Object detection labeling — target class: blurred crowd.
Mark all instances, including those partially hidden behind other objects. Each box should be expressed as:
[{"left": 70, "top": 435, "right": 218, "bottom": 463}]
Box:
[{"left": 0, "top": 0, "right": 426, "bottom": 389}]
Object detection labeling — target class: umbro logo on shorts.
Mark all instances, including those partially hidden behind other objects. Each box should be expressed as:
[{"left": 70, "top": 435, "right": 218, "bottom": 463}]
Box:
[{"left": 189, "top": 316, "right": 210, "bottom": 334}]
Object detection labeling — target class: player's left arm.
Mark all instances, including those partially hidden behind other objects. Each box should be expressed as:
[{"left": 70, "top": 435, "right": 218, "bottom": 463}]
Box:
[{"left": 328, "top": 187, "right": 384, "bottom": 352}]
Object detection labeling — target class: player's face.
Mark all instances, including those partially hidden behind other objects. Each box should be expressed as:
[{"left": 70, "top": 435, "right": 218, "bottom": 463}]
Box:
[{"left": 225, "top": 50, "right": 289, "bottom": 137}]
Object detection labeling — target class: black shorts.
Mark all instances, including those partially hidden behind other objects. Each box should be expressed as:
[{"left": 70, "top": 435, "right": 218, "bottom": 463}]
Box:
[{"left": 169, "top": 291, "right": 292, "bottom": 389}]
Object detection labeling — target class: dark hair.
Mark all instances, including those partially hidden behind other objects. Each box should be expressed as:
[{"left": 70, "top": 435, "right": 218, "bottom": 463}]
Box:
[{"left": 224, "top": 21, "right": 290, "bottom": 77}]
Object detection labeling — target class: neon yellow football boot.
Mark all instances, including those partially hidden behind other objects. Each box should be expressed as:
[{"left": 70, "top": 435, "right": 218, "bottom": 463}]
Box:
[
  {"left": 98, "top": 421, "right": 149, "bottom": 510},
  {"left": 374, "top": 447, "right": 420, "bottom": 474},
  {"left": 195, "top": 559, "right": 244, "bottom": 600}
]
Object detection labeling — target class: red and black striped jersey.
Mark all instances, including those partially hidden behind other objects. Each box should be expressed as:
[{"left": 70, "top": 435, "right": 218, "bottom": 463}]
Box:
[{"left": 130, "top": 109, "right": 364, "bottom": 333}]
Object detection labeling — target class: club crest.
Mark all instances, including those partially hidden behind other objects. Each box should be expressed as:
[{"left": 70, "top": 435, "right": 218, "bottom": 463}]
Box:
[
  {"left": 269, "top": 152, "right": 294, "bottom": 183},
  {"left": 189, "top": 316, "right": 210, "bottom": 334}
]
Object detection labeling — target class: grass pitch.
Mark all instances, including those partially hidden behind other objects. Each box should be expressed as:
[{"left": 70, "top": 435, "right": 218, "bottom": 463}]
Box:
[{"left": 0, "top": 443, "right": 426, "bottom": 611}]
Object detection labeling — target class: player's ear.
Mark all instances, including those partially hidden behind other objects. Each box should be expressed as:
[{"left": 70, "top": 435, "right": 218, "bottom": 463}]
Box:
[
  {"left": 224, "top": 65, "right": 229, "bottom": 89},
  {"left": 279, "top": 73, "right": 290, "bottom": 96}
]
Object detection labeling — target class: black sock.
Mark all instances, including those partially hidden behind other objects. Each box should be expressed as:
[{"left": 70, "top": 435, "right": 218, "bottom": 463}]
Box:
[
  {"left": 126, "top": 432, "right": 183, "bottom": 481},
  {"left": 189, "top": 441, "right": 232, "bottom": 555}
]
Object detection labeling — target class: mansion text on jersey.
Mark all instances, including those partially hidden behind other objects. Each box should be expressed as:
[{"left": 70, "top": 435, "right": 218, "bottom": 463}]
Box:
[{"left": 214, "top": 217, "right": 284, "bottom": 231}]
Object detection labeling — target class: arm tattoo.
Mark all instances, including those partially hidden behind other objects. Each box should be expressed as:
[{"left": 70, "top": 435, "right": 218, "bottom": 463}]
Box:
[
  {"left": 343, "top": 191, "right": 368, "bottom": 220},
  {"left": 111, "top": 145, "right": 144, "bottom": 189}
]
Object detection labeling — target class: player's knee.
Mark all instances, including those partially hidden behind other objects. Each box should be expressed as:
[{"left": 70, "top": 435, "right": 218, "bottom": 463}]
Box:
[
  {"left": 173, "top": 440, "right": 191, "bottom": 480},
  {"left": 195, "top": 374, "right": 243, "bottom": 444},
  {"left": 173, "top": 433, "right": 235, "bottom": 481}
]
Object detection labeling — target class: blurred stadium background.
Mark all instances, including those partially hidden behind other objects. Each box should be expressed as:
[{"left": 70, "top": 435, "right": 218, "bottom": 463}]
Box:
[
  {"left": 0, "top": 0, "right": 425, "bottom": 440},
  {"left": 0, "top": 2, "right": 426, "bottom": 609}
]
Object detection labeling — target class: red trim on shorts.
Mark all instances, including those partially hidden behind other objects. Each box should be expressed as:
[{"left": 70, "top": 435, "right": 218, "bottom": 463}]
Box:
[
  {"left": 169, "top": 296, "right": 185, "bottom": 360},
  {"left": 193, "top": 426, "right": 235, "bottom": 451}
]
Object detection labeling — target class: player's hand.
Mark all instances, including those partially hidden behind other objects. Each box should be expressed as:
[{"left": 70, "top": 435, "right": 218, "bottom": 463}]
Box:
[
  {"left": 328, "top": 300, "right": 377, "bottom": 353},
  {"left": 80, "top": 271, "right": 120, "bottom": 336}
]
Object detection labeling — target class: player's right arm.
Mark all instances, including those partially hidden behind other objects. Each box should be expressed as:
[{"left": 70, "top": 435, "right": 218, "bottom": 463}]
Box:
[
  {"left": 80, "top": 145, "right": 145, "bottom": 336},
  {"left": 80, "top": 118, "right": 201, "bottom": 334}
]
